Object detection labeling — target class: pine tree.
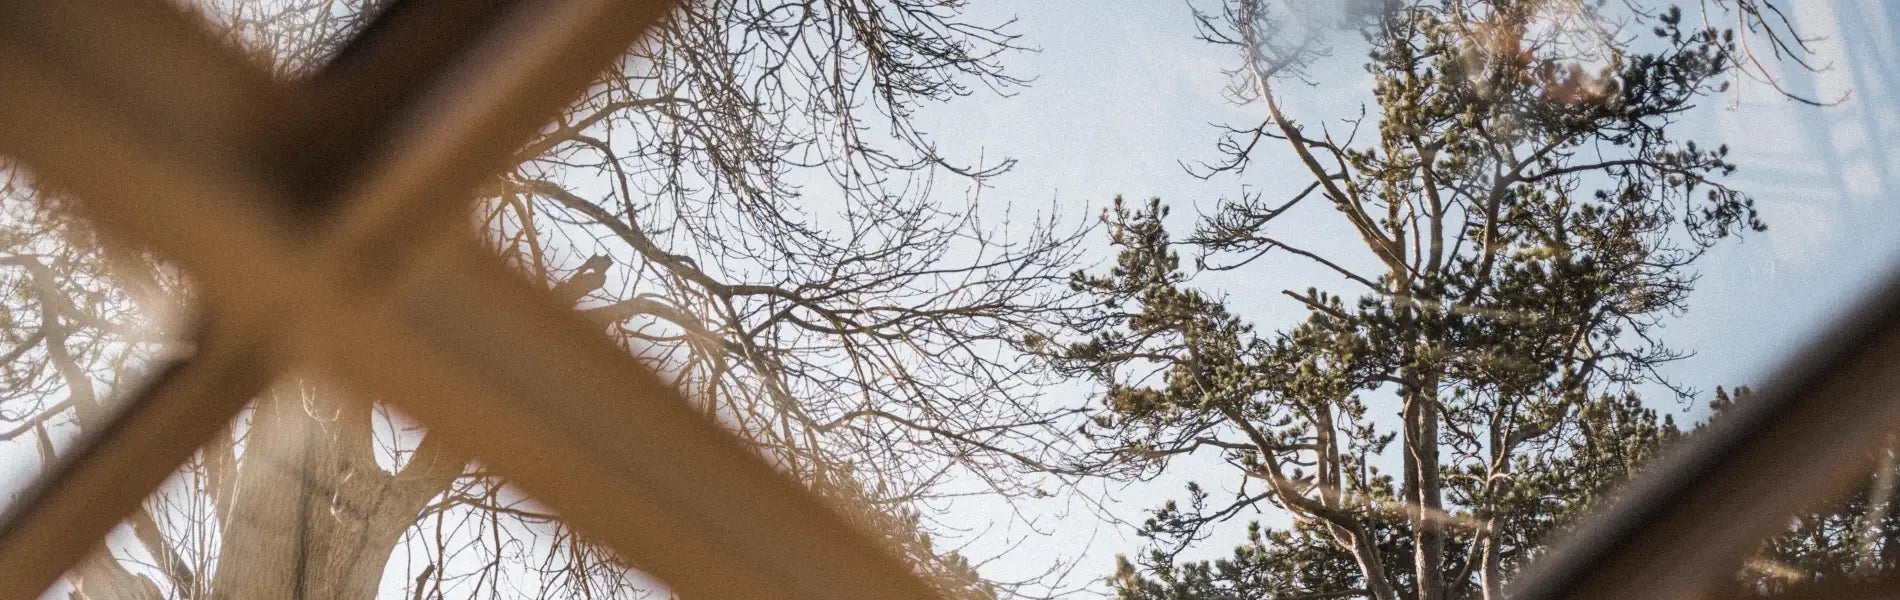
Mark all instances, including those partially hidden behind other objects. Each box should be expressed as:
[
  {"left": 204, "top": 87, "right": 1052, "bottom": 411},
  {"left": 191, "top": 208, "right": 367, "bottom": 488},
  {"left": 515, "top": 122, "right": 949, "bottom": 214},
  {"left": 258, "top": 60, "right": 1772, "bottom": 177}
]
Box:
[{"left": 1049, "top": 1, "right": 1838, "bottom": 598}]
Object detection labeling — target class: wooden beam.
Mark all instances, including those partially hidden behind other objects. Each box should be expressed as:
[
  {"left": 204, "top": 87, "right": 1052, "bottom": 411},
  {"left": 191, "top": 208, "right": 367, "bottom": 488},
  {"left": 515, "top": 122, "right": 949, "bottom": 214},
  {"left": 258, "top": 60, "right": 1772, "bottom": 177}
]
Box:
[
  {"left": 1511, "top": 269, "right": 1900, "bottom": 599},
  {"left": 0, "top": 320, "right": 274, "bottom": 598}
]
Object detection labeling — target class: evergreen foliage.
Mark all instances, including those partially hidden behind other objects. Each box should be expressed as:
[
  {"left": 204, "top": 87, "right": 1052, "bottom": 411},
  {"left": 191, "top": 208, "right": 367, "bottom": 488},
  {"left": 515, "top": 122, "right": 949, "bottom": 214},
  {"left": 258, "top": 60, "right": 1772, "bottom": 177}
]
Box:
[{"left": 1050, "top": 2, "right": 1878, "bottom": 598}]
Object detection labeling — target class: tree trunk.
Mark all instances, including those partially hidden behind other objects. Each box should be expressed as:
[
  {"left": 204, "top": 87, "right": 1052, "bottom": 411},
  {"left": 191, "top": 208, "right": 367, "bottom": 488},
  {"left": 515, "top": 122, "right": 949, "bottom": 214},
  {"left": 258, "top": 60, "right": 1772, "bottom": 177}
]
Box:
[
  {"left": 67, "top": 552, "right": 163, "bottom": 600},
  {"left": 1404, "top": 370, "right": 1446, "bottom": 600},
  {"left": 1479, "top": 525, "right": 1504, "bottom": 600},
  {"left": 1343, "top": 529, "right": 1403, "bottom": 600},
  {"left": 41, "top": 277, "right": 167, "bottom": 600},
  {"left": 208, "top": 386, "right": 460, "bottom": 600}
]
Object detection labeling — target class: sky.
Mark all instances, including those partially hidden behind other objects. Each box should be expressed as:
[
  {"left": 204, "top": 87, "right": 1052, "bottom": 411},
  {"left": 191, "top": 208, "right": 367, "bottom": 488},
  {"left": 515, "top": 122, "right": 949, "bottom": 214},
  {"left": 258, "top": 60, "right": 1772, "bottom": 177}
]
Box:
[{"left": 907, "top": 0, "right": 1900, "bottom": 592}]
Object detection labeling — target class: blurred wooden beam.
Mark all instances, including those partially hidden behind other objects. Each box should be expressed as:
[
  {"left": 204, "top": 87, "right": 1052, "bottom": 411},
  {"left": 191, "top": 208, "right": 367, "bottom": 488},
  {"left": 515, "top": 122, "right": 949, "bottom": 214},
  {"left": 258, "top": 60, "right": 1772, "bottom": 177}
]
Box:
[
  {"left": 310, "top": 233, "right": 943, "bottom": 600},
  {"left": 1511, "top": 270, "right": 1900, "bottom": 599},
  {"left": 0, "top": 3, "right": 292, "bottom": 592},
  {"left": 0, "top": 322, "right": 273, "bottom": 599}
]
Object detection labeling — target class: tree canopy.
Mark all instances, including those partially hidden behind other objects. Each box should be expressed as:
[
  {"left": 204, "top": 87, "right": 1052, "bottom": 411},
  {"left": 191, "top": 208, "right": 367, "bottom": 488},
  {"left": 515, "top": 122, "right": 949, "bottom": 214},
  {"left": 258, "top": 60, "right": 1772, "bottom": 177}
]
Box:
[{"left": 1047, "top": 1, "right": 1869, "bottom": 599}]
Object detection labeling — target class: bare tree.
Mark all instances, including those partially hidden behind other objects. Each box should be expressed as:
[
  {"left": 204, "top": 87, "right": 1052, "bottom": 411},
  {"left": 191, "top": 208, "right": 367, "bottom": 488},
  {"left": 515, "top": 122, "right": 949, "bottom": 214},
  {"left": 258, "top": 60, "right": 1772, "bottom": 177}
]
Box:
[{"left": 0, "top": 1, "right": 1094, "bottom": 598}]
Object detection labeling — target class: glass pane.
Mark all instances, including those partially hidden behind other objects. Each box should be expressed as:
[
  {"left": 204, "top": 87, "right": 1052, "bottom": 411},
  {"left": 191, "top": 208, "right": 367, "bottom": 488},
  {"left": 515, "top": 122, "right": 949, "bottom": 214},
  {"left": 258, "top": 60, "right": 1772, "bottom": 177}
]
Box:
[
  {"left": 0, "top": 165, "right": 188, "bottom": 514},
  {"left": 13, "top": 0, "right": 1900, "bottom": 598}
]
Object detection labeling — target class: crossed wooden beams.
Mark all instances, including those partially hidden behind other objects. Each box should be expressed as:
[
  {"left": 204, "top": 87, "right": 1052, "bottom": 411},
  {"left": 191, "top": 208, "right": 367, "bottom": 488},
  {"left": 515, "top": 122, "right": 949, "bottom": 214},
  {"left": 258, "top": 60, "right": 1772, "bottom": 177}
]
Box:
[{"left": 0, "top": 1, "right": 940, "bottom": 598}]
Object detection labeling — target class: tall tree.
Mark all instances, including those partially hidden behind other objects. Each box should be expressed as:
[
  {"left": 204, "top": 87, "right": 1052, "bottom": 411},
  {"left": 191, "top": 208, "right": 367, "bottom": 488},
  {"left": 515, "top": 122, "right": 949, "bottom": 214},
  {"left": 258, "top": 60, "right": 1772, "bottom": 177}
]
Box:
[
  {"left": 0, "top": 0, "right": 1090, "bottom": 598},
  {"left": 1050, "top": 1, "right": 1830, "bottom": 599}
]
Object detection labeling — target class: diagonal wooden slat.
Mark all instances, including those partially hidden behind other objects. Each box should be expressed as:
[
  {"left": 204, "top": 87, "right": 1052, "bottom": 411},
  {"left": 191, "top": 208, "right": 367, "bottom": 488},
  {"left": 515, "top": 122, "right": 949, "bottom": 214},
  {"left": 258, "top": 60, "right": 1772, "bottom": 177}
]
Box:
[
  {"left": 0, "top": 3, "right": 295, "bottom": 594},
  {"left": 0, "top": 318, "right": 275, "bottom": 599},
  {"left": 306, "top": 0, "right": 674, "bottom": 280},
  {"left": 0, "top": 1, "right": 284, "bottom": 167},
  {"left": 269, "top": 0, "right": 536, "bottom": 215},
  {"left": 1509, "top": 268, "right": 1900, "bottom": 600},
  {"left": 0, "top": 1, "right": 945, "bottom": 599},
  {"left": 323, "top": 232, "right": 944, "bottom": 600}
]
